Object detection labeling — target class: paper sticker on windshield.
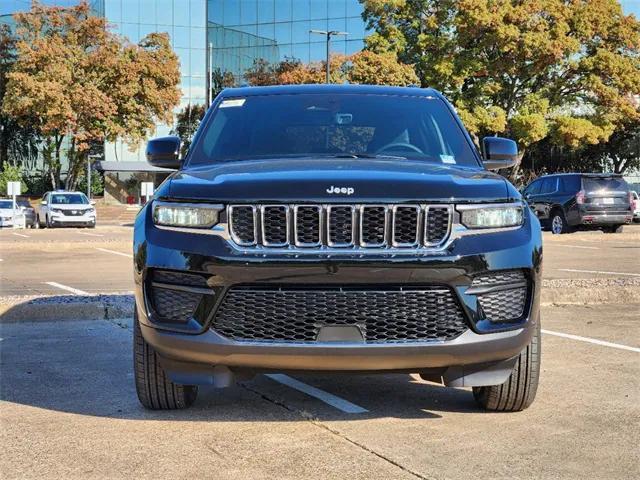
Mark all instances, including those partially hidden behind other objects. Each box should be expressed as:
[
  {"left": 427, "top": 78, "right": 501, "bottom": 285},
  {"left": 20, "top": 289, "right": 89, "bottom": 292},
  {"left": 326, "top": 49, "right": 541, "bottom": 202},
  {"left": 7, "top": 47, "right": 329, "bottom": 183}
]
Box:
[
  {"left": 440, "top": 154, "right": 456, "bottom": 164},
  {"left": 220, "top": 98, "right": 246, "bottom": 108}
]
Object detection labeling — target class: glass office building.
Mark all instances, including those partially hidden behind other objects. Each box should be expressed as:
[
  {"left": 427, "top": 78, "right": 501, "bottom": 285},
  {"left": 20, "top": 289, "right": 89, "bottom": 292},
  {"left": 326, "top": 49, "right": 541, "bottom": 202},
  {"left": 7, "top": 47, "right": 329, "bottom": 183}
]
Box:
[
  {"left": 96, "top": 0, "right": 368, "bottom": 163},
  {"left": 2, "top": 0, "right": 368, "bottom": 168}
]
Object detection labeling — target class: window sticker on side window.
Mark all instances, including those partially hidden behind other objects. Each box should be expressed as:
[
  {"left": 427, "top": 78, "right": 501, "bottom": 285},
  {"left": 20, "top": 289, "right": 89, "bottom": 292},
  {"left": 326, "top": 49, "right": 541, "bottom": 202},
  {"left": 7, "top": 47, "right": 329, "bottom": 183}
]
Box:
[
  {"left": 220, "top": 98, "right": 246, "bottom": 108},
  {"left": 440, "top": 154, "right": 456, "bottom": 164}
]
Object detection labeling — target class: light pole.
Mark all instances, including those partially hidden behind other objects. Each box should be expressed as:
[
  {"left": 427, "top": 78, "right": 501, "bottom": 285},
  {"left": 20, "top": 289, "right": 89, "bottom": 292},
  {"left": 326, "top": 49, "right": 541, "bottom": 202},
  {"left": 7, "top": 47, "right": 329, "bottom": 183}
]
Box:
[{"left": 309, "top": 30, "right": 349, "bottom": 83}]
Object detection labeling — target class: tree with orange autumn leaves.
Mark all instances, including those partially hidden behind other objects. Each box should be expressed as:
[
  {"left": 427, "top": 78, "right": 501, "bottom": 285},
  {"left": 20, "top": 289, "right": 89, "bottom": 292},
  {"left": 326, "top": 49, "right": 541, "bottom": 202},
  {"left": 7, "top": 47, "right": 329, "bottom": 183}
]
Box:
[{"left": 1, "top": 1, "right": 180, "bottom": 190}]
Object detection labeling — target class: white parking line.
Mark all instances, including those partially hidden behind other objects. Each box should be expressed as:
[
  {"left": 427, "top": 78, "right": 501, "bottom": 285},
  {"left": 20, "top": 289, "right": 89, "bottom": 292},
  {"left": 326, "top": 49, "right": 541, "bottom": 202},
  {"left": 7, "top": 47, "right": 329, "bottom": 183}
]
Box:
[
  {"left": 12, "top": 232, "right": 29, "bottom": 238},
  {"left": 542, "top": 329, "right": 640, "bottom": 353},
  {"left": 265, "top": 374, "right": 369, "bottom": 414},
  {"left": 95, "top": 247, "right": 133, "bottom": 258},
  {"left": 78, "top": 232, "right": 104, "bottom": 237},
  {"left": 551, "top": 244, "right": 599, "bottom": 250},
  {"left": 557, "top": 268, "right": 640, "bottom": 277},
  {"left": 44, "top": 282, "right": 90, "bottom": 296}
]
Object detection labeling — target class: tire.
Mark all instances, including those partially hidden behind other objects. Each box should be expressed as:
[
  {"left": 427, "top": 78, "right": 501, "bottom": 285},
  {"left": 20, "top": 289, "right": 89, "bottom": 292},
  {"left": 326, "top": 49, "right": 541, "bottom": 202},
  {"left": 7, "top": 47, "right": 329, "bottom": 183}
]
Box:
[
  {"left": 45, "top": 215, "right": 52, "bottom": 228},
  {"left": 550, "top": 210, "right": 571, "bottom": 234},
  {"left": 133, "top": 310, "right": 198, "bottom": 410},
  {"left": 37, "top": 215, "right": 45, "bottom": 228},
  {"left": 472, "top": 320, "right": 541, "bottom": 412},
  {"left": 603, "top": 225, "right": 624, "bottom": 234}
]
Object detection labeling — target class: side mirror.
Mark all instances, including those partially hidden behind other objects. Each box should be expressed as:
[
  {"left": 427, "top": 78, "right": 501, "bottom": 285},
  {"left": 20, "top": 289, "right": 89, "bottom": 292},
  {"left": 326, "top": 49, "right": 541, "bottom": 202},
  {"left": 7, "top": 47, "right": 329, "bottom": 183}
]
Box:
[
  {"left": 41, "top": 201, "right": 47, "bottom": 206},
  {"left": 146, "top": 136, "right": 181, "bottom": 169},
  {"left": 90, "top": 200, "right": 96, "bottom": 206},
  {"left": 482, "top": 137, "right": 519, "bottom": 170}
]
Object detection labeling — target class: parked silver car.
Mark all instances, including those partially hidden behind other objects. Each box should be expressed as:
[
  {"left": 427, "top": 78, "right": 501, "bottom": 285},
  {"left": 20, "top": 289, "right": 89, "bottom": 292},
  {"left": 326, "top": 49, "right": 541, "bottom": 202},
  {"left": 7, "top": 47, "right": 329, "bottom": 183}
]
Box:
[{"left": 0, "top": 199, "right": 15, "bottom": 227}]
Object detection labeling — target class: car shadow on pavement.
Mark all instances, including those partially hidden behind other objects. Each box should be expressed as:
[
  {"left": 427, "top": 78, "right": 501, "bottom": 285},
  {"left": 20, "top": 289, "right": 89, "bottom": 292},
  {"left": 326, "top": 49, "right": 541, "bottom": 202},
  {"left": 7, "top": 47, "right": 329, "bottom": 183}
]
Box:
[{"left": 1, "top": 306, "right": 485, "bottom": 422}]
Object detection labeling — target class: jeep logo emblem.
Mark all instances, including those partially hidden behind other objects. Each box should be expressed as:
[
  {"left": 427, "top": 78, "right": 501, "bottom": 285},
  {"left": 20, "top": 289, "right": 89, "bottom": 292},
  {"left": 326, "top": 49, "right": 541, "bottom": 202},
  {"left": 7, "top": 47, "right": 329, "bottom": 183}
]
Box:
[{"left": 326, "top": 185, "right": 355, "bottom": 195}]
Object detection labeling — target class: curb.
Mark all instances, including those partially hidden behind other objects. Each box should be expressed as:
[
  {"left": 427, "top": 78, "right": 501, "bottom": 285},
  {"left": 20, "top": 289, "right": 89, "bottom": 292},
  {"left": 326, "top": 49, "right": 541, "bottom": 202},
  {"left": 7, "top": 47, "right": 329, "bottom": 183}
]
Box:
[
  {"left": 1, "top": 283, "right": 638, "bottom": 323},
  {"left": 0, "top": 297, "right": 133, "bottom": 323}
]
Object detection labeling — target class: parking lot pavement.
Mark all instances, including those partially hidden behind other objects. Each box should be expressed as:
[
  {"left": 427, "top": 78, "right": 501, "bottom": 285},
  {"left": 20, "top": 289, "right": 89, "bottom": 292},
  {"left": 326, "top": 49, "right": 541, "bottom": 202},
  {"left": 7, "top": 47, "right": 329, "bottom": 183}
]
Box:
[
  {"left": 0, "top": 225, "right": 134, "bottom": 296},
  {"left": 1, "top": 224, "right": 638, "bottom": 298},
  {"left": 1, "top": 303, "right": 638, "bottom": 480},
  {"left": 542, "top": 224, "right": 640, "bottom": 280}
]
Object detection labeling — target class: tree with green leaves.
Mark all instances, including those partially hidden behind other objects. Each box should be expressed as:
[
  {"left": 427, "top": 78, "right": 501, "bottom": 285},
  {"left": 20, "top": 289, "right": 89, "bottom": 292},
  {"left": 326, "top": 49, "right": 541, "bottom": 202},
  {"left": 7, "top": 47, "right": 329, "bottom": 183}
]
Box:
[
  {"left": 361, "top": 0, "right": 640, "bottom": 166},
  {"left": 2, "top": 1, "right": 180, "bottom": 190},
  {"left": 171, "top": 104, "right": 207, "bottom": 158}
]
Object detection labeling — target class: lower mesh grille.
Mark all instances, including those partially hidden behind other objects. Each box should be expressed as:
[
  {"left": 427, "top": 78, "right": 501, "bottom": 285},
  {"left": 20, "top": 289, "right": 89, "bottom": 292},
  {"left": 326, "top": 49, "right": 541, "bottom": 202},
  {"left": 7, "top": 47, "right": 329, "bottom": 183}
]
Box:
[
  {"left": 472, "top": 270, "right": 528, "bottom": 322},
  {"left": 151, "top": 287, "right": 203, "bottom": 323},
  {"left": 211, "top": 286, "right": 468, "bottom": 343}
]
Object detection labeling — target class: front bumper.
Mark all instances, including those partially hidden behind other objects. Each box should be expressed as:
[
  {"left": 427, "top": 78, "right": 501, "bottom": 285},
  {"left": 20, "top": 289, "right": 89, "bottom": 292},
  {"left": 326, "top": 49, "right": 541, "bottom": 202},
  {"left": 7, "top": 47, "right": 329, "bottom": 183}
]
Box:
[
  {"left": 50, "top": 213, "right": 96, "bottom": 226},
  {"left": 133, "top": 205, "right": 542, "bottom": 382}
]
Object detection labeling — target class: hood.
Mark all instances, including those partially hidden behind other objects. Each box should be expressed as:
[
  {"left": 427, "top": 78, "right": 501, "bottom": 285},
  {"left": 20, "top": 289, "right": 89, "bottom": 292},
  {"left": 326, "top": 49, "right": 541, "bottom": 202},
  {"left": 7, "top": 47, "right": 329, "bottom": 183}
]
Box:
[
  {"left": 0, "top": 208, "right": 14, "bottom": 216},
  {"left": 166, "top": 158, "right": 513, "bottom": 203}
]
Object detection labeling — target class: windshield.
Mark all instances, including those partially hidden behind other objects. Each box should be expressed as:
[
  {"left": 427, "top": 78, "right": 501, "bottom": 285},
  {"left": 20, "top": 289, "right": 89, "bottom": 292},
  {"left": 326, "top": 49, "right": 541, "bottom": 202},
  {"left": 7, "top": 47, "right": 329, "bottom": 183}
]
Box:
[
  {"left": 582, "top": 177, "right": 629, "bottom": 194},
  {"left": 0, "top": 200, "right": 13, "bottom": 209},
  {"left": 50, "top": 193, "right": 89, "bottom": 205},
  {"left": 189, "top": 93, "right": 480, "bottom": 167}
]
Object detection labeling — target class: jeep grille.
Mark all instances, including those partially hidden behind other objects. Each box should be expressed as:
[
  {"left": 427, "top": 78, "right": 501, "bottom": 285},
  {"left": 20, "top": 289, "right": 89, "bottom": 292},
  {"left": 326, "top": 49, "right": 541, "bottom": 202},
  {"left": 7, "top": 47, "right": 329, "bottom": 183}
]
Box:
[
  {"left": 211, "top": 286, "right": 468, "bottom": 343},
  {"left": 227, "top": 204, "right": 452, "bottom": 249}
]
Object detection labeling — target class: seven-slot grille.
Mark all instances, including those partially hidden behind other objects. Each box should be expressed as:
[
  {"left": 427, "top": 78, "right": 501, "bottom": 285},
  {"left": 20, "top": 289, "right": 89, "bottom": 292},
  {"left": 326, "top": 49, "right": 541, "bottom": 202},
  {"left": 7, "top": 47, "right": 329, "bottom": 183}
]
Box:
[
  {"left": 227, "top": 204, "right": 452, "bottom": 249},
  {"left": 212, "top": 286, "right": 468, "bottom": 343}
]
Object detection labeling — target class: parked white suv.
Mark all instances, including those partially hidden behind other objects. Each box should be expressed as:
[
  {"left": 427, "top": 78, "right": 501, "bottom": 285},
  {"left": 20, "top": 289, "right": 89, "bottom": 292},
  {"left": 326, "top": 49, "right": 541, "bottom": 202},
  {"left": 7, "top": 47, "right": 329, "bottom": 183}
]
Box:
[
  {"left": 38, "top": 191, "right": 97, "bottom": 228},
  {"left": 633, "top": 191, "right": 640, "bottom": 222}
]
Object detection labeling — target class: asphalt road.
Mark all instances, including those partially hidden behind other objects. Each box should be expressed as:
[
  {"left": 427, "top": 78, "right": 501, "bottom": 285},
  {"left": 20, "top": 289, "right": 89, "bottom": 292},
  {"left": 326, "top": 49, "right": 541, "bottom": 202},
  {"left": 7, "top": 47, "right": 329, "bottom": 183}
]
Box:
[
  {"left": 1, "top": 224, "right": 639, "bottom": 296},
  {"left": 1, "top": 304, "right": 638, "bottom": 479}
]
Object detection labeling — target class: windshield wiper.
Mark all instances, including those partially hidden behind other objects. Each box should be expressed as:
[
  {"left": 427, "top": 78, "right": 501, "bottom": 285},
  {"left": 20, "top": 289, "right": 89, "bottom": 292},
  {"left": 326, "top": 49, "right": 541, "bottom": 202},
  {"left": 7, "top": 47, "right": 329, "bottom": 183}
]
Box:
[{"left": 328, "top": 153, "right": 407, "bottom": 160}]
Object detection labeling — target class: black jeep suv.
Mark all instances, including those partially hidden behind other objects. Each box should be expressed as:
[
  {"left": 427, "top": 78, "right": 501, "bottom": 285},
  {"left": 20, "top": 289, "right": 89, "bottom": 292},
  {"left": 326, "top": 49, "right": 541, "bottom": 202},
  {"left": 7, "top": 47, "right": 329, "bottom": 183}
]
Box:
[
  {"left": 133, "top": 85, "right": 542, "bottom": 412},
  {"left": 523, "top": 173, "right": 634, "bottom": 234}
]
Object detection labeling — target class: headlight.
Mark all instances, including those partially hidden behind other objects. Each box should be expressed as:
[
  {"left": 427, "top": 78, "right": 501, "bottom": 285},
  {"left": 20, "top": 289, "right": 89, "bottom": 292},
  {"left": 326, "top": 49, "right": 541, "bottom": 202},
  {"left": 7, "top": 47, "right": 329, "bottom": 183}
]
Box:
[
  {"left": 153, "top": 202, "right": 222, "bottom": 228},
  {"left": 459, "top": 204, "right": 524, "bottom": 229}
]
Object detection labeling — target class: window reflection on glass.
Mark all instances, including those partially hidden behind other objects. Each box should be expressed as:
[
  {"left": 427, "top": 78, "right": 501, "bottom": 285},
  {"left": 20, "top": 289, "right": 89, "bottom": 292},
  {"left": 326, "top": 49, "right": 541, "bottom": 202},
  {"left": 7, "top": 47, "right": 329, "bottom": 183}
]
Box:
[
  {"left": 173, "top": 26, "right": 190, "bottom": 48},
  {"left": 173, "top": 0, "right": 190, "bottom": 26},
  {"left": 190, "top": 76, "right": 206, "bottom": 99},
  {"left": 241, "top": 0, "right": 257, "bottom": 24},
  {"left": 292, "top": 0, "right": 309, "bottom": 21},
  {"left": 292, "top": 43, "right": 309, "bottom": 63},
  {"left": 274, "top": 21, "right": 291, "bottom": 44},
  {"left": 224, "top": 0, "right": 240, "bottom": 24},
  {"left": 328, "top": 17, "right": 346, "bottom": 33},
  {"left": 175, "top": 48, "right": 191, "bottom": 75},
  {"left": 346, "top": 16, "right": 364, "bottom": 38},
  {"left": 156, "top": 0, "right": 173, "bottom": 25},
  {"left": 328, "top": 0, "right": 346, "bottom": 19},
  {"left": 274, "top": 0, "right": 291, "bottom": 22},
  {"left": 191, "top": 49, "right": 206, "bottom": 76},
  {"left": 121, "top": 0, "right": 139, "bottom": 23},
  {"left": 139, "top": 24, "right": 157, "bottom": 40},
  {"left": 209, "top": 0, "right": 223, "bottom": 24},
  {"left": 121, "top": 23, "right": 140, "bottom": 43},
  {"left": 180, "top": 76, "right": 191, "bottom": 98},
  {"left": 104, "top": 0, "right": 122, "bottom": 23},
  {"left": 191, "top": 27, "right": 206, "bottom": 49},
  {"left": 190, "top": 0, "right": 207, "bottom": 28},
  {"left": 139, "top": 0, "right": 157, "bottom": 24},
  {"left": 309, "top": 0, "right": 328, "bottom": 19},
  {"left": 257, "top": 0, "right": 275, "bottom": 24},
  {"left": 291, "top": 21, "right": 310, "bottom": 44},
  {"left": 257, "top": 23, "right": 275, "bottom": 41},
  {"left": 345, "top": 0, "right": 362, "bottom": 17}
]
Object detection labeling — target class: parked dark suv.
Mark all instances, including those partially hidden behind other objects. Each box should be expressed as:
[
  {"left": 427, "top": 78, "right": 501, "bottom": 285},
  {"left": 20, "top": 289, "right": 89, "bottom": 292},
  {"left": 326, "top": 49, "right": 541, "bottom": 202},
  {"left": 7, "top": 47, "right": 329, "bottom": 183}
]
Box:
[
  {"left": 523, "top": 173, "right": 634, "bottom": 234},
  {"left": 134, "top": 85, "right": 542, "bottom": 412}
]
